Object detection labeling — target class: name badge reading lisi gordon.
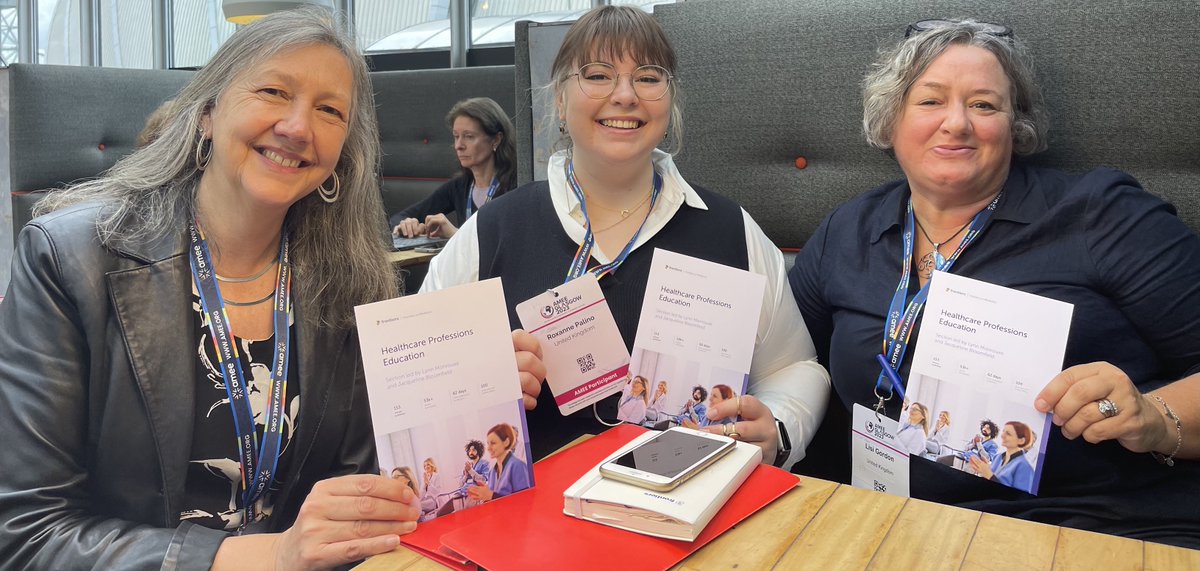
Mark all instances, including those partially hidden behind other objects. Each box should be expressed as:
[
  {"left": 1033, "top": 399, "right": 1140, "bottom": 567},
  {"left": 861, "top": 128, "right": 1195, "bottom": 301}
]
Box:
[
  {"left": 516, "top": 274, "right": 630, "bottom": 416},
  {"left": 851, "top": 403, "right": 910, "bottom": 498}
]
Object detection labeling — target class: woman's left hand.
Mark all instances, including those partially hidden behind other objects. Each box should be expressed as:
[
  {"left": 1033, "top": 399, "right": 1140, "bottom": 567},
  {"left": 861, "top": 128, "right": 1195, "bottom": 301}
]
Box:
[
  {"left": 703, "top": 395, "right": 779, "bottom": 465},
  {"left": 466, "top": 485, "right": 494, "bottom": 502},
  {"left": 1035, "top": 362, "right": 1169, "bottom": 453},
  {"left": 512, "top": 329, "right": 545, "bottom": 410}
]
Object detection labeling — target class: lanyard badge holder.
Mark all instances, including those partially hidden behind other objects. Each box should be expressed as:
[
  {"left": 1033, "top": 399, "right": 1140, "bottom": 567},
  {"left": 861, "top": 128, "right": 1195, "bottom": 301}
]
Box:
[
  {"left": 188, "top": 222, "right": 293, "bottom": 532},
  {"left": 874, "top": 193, "right": 1002, "bottom": 415},
  {"left": 559, "top": 159, "right": 663, "bottom": 424}
]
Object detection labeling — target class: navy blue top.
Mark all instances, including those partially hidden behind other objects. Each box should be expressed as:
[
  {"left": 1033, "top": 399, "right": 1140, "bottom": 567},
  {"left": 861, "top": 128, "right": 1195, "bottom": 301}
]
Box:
[{"left": 790, "top": 162, "right": 1200, "bottom": 547}]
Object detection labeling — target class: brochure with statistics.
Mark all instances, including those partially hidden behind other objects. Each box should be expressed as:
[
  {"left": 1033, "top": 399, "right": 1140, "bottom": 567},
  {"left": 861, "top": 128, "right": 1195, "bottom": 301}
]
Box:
[
  {"left": 905, "top": 272, "right": 1073, "bottom": 495},
  {"left": 625, "top": 249, "right": 766, "bottom": 429},
  {"left": 563, "top": 429, "right": 762, "bottom": 541},
  {"left": 354, "top": 278, "right": 534, "bottom": 522}
]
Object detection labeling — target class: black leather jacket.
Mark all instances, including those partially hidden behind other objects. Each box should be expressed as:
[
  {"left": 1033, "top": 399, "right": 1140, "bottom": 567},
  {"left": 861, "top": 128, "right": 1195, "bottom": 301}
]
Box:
[{"left": 0, "top": 203, "right": 376, "bottom": 570}]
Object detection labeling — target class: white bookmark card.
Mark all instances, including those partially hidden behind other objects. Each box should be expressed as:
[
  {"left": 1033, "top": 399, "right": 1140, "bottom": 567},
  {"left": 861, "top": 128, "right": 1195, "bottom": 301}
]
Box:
[{"left": 515, "top": 274, "right": 631, "bottom": 415}]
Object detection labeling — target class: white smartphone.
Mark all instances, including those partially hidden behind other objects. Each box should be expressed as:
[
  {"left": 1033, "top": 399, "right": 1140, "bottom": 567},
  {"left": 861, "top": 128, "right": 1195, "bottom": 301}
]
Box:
[{"left": 599, "top": 427, "right": 736, "bottom": 492}]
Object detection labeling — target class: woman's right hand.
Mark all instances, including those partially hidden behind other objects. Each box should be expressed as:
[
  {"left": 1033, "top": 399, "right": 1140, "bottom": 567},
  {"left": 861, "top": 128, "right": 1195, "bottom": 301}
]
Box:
[
  {"left": 424, "top": 214, "right": 459, "bottom": 238},
  {"left": 392, "top": 218, "right": 426, "bottom": 238},
  {"left": 272, "top": 474, "right": 420, "bottom": 570}
]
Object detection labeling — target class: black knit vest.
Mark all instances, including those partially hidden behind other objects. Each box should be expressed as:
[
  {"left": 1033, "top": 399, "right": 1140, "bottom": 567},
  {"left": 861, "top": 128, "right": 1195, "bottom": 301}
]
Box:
[{"left": 477, "top": 180, "right": 749, "bottom": 459}]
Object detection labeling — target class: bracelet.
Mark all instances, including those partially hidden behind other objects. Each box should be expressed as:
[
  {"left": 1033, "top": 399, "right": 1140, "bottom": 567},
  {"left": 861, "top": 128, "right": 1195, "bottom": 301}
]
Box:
[{"left": 1149, "top": 395, "right": 1182, "bottom": 467}]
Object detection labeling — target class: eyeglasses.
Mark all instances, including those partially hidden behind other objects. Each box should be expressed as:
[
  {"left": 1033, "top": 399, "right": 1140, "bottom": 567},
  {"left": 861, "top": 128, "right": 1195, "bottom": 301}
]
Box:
[
  {"left": 905, "top": 19, "right": 1012, "bottom": 39},
  {"left": 567, "top": 62, "right": 674, "bottom": 101}
]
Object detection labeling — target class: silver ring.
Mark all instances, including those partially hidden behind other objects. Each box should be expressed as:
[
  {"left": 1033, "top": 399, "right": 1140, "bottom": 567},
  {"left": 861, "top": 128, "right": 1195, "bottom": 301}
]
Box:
[{"left": 1097, "top": 398, "right": 1119, "bottom": 419}]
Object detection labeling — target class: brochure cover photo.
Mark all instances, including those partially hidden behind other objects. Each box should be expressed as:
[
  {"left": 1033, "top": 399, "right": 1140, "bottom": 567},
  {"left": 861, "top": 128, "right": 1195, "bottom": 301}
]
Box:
[
  {"left": 622, "top": 347, "right": 749, "bottom": 429},
  {"left": 355, "top": 278, "right": 535, "bottom": 522},
  {"left": 377, "top": 400, "right": 533, "bottom": 521}
]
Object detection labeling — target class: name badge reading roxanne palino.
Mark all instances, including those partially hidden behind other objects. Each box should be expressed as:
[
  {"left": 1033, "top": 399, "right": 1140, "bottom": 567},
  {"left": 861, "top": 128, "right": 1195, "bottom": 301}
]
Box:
[{"left": 516, "top": 274, "right": 630, "bottom": 416}]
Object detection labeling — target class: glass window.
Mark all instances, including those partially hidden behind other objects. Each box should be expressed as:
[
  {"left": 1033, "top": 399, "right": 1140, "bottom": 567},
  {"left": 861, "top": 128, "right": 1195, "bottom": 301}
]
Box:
[
  {"left": 39, "top": 0, "right": 81, "bottom": 65},
  {"left": 173, "top": 0, "right": 235, "bottom": 68},
  {"left": 470, "top": 0, "right": 591, "bottom": 47},
  {"left": 1, "top": 2, "right": 17, "bottom": 65},
  {"left": 357, "top": 0, "right": 437, "bottom": 53},
  {"left": 101, "top": 0, "right": 153, "bottom": 69}
]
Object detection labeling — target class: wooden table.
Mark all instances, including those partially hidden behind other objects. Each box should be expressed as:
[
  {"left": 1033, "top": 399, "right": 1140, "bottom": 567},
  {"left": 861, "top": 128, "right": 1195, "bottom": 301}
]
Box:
[
  {"left": 359, "top": 443, "right": 1200, "bottom": 571},
  {"left": 388, "top": 249, "right": 437, "bottom": 268}
]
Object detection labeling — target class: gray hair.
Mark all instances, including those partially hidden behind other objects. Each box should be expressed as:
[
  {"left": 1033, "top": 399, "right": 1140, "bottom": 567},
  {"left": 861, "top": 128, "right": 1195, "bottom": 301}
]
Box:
[
  {"left": 543, "top": 5, "right": 684, "bottom": 154},
  {"left": 862, "top": 19, "right": 1048, "bottom": 156},
  {"left": 37, "top": 6, "right": 395, "bottom": 327}
]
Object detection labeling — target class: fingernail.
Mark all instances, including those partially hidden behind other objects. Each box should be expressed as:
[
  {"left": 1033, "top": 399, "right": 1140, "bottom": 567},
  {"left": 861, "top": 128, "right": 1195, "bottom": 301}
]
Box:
[
  {"left": 1034, "top": 398, "right": 1048, "bottom": 412},
  {"left": 706, "top": 409, "right": 717, "bottom": 419},
  {"left": 386, "top": 535, "right": 401, "bottom": 548}
]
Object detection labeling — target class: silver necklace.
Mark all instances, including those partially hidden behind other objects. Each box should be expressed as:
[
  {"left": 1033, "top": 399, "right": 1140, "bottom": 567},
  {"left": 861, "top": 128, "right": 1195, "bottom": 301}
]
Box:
[
  {"left": 222, "top": 288, "right": 277, "bottom": 307},
  {"left": 215, "top": 259, "right": 278, "bottom": 283}
]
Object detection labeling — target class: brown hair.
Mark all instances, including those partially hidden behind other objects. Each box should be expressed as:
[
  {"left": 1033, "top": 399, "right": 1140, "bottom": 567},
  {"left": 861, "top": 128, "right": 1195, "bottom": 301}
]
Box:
[
  {"left": 548, "top": 5, "right": 683, "bottom": 152},
  {"left": 1006, "top": 421, "right": 1038, "bottom": 451},
  {"left": 711, "top": 384, "right": 735, "bottom": 401},
  {"left": 445, "top": 97, "right": 517, "bottom": 195},
  {"left": 488, "top": 423, "right": 518, "bottom": 452}
]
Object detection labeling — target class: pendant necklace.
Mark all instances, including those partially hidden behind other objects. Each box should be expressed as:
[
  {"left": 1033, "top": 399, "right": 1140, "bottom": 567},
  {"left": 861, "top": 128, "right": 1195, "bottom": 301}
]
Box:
[{"left": 914, "top": 217, "right": 971, "bottom": 279}]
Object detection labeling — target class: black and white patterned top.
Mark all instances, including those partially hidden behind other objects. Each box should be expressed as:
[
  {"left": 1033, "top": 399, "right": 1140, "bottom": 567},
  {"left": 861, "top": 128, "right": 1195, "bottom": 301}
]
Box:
[{"left": 180, "top": 293, "right": 300, "bottom": 531}]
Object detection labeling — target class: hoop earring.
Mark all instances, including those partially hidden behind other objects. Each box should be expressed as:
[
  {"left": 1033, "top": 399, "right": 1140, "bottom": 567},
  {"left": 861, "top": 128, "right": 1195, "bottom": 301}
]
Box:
[
  {"left": 318, "top": 171, "right": 341, "bottom": 203},
  {"left": 195, "top": 136, "right": 211, "bottom": 171},
  {"left": 558, "top": 120, "right": 566, "bottom": 135}
]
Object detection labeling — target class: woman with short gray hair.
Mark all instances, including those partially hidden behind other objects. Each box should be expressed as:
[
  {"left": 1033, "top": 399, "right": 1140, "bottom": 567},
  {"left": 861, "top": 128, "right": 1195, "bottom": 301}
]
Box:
[{"left": 791, "top": 19, "right": 1200, "bottom": 548}]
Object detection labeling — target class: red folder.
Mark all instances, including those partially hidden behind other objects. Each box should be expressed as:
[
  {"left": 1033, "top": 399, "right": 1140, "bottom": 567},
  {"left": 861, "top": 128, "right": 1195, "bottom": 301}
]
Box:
[{"left": 399, "top": 424, "right": 799, "bottom": 571}]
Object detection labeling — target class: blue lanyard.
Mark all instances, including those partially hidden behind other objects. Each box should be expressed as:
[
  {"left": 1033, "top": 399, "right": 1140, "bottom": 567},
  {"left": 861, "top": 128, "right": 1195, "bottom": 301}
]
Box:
[
  {"left": 465, "top": 176, "right": 500, "bottom": 218},
  {"left": 874, "top": 192, "right": 1002, "bottom": 411},
  {"left": 564, "top": 159, "right": 662, "bottom": 283},
  {"left": 187, "top": 222, "right": 292, "bottom": 530}
]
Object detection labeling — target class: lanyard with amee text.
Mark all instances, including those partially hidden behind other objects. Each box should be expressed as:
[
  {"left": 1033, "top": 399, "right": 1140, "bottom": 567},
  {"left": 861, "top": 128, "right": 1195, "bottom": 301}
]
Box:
[
  {"left": 874, "top": 192, "right": 1002, "bottom": 413},
  {"left": 188, "top": 221, "right": 293, "bottom": 531},
  {"left": 563, "top": 159, "right": 663, "bottom": 283},
  {"left": 465, "top": 176, "right": 501, "bottom": 218}
]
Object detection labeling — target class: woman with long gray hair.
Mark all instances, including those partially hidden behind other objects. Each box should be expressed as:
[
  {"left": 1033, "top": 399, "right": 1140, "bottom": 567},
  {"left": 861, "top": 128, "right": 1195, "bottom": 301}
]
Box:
[{"left": 0, "top": 8, "right": 425, "bottom": 569}]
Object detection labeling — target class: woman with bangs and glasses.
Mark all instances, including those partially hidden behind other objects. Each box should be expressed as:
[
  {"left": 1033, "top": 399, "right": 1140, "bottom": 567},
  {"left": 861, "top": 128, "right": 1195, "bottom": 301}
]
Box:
[
  {"left": 423, "top": 5, "right": 829, "bottom": 469},
  {"left": 790, "top": 19, "right": 1200, "bottom": 547}
]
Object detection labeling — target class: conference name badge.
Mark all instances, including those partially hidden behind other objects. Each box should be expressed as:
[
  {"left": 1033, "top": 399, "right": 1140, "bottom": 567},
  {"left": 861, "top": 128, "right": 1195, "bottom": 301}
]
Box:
[
  {"left": 516, "top": 274, "right": 630, "bottom": 415},
  {"left": 851, "top": 403, "right": 910, "bottom": 498}
]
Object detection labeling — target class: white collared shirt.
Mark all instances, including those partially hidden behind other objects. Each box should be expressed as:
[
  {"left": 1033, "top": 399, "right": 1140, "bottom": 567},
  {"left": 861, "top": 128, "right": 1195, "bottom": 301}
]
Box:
[{"left": 423, "top": 150, "right": 830, "bottom": 467}]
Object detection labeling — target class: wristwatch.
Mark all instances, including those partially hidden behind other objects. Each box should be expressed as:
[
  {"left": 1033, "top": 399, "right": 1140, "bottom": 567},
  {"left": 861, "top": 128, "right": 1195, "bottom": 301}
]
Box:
[{"left": 772, "top": 418, "right": 792, "bottom": 468}]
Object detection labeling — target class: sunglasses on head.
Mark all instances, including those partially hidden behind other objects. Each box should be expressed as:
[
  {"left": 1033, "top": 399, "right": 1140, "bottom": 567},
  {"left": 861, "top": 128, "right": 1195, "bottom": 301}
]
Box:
[{"left": 905, "top": 19, "right": 1012, "bottom": 39}]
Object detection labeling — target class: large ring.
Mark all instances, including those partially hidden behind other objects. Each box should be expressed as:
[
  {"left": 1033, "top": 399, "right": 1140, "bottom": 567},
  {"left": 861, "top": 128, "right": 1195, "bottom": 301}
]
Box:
[
  {"left": 722, "top": 423, "right": 732, "bottom": 437},
  {"left": 735, "top": 395, "right": 743, "bottom": 418},
  {"left": 1097, "top": 398, "right": 1119, "bottom": 419},
  {"left": 728, "top": 427, "right": 741, "bottom": 440}
]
